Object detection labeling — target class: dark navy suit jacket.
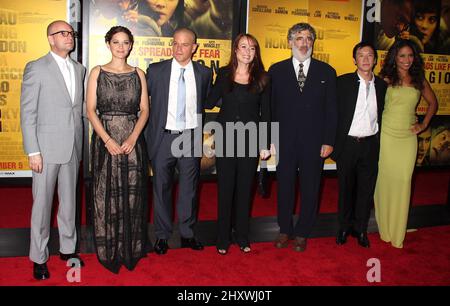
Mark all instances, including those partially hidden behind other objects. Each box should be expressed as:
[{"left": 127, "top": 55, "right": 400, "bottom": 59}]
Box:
[
  {"left": 144, "top": 59, "right": 212, "bottom": 160},
  {"left": 269, "top": 57, "right": 337, "bottom": 158}
]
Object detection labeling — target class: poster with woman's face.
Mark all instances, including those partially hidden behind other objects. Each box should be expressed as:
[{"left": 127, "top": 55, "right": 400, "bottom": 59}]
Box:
[
  {"left": 365, "top": 0, "right": 449, "bottom": 54},
  {"left": 89, "top": 0, "right": 233, "bottom": 39}
]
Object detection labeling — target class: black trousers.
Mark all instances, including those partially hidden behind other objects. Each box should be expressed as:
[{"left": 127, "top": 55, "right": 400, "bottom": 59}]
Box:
[
  {"left": 336, "top": 135, "right": 379, "bottom": 233},
  {"left": 215, "top": 156, "right": 259, "bottom": 249},
  {"left": 277, "top": 143, "right": 324, "bottom": 238}
]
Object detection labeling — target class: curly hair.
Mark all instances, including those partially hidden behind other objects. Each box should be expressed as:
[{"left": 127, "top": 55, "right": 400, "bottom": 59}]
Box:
[
  {"left": 379, "top": 39, "right": 425, "bottom": 90},
  {"left": 226, "top": 33, "right": 269, "bottom": 94}
]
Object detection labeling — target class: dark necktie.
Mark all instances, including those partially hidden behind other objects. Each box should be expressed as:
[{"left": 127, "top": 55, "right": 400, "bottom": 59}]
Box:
[
  {"left": 298, "top": 63, "right": 306, "bottom": 92},
  {"left": 176, "top": 68, "right": 186, "bottom": 130}
]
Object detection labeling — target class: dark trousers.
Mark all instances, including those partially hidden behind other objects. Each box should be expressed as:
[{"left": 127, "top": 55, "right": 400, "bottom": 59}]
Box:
[
  {"left": 336, "top": 136, "right": 379, "bottom": 233},
  {"left": 215, "top": 156, "right": 259, "bottom": 249},
  {"left": 277, "top": 145, "right": 324, "bottom": 238},
  {"left": 151, "top": 132, "right": 200, "bottom": 239}
]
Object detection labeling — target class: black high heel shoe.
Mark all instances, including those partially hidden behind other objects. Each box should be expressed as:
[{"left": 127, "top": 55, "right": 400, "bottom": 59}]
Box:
[
  {"left": 239, "top": 246, "right": 251, "bottom": 253},
  {"left": 217, "top": 247, "right": 228, "bottom": 255}
]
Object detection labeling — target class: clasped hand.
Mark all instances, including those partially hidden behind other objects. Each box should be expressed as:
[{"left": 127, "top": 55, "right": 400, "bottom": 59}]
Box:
[{"left": 105, "top": 137, "right": 136, "bottom": 155}]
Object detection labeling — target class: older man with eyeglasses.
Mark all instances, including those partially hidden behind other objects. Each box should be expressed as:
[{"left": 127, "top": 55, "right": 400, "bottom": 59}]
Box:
[{"left": 20, "top": 20, "right": 86, "bottom": 280}]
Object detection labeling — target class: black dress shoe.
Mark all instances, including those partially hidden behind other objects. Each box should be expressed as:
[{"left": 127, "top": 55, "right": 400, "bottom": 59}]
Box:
[
  {"left": 293, "top": 237, "right": 307, "bottom": 252},
  {"left": 154, "top": 239, "right": 169, "bottom": 255},
  {"left": 180, "top": 237, "right": 204, "bottom": 250},
  {"left": 336, "top": 230, "right": 350, "bottom": 245},
  {"left": 60, "top": 253, "right": 85, "bottom": 267},
  {"left": 351, "top": 231, "right": 370, "bottom": 248},
  {"left": 33, "top": 262, "right": 50, "bottom": 280}
]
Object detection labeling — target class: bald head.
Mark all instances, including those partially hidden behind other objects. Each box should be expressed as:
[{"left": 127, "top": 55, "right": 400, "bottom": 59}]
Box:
[
  {"left": 173, "top": 27, "right": 197, "bottom": 44},
  {"left": 47, "top": 20, "right": 72, "bottom": 36},
  {"left": 47, "top": 20, "right": 75, "bottom": 57}
]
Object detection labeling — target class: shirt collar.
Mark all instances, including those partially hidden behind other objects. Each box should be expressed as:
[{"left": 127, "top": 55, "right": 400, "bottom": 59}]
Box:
[
  {"left": 172, "top": 58, "right": 193, "bottom": 71},
  {"left": 50, "top": 51, "right": 70, "bottom": 65},
  {"left": 292, "top": 56, "right": 311, "bottom": 69},
  {"left": 356, "top": 71, "right": 374, "bottom": 85}
]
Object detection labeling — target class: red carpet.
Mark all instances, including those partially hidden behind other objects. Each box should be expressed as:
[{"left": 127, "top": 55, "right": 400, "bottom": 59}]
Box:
[
  {"left": 1, "top": 225, "right": 449, "bottom": 286},
  {"left": 0, "top": 170, "right": 448, "bottom": 228}
]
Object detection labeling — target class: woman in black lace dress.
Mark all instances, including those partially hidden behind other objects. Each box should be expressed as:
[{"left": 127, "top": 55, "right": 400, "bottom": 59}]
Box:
[{"left": 86, "top": 26, "right": 149, "bottom": 273}]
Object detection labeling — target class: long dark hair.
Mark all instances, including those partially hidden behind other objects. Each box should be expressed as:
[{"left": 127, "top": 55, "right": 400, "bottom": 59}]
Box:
[
  {"left": 379, "top": 39, "right": 425, "bottom": 90},
  {"left": 226, "top": 33, "right": 268, "bottom": 94}
]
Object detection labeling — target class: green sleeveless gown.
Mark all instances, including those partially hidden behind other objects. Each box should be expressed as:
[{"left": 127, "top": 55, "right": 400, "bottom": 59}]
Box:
[{"left": 374, "top": 86, "right": 421, "bottom": 248}]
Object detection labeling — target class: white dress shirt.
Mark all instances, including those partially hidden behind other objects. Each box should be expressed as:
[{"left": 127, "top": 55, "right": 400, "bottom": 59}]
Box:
[
  {"left": 292, "top": 56, "right": 311, "bottom": 78},
  {"left": 50, "top": 51, "right": 75, "bottom": 104},
  {"left": 166, "top": 59, "right": 198, "bottom": 131},
  {"left": 348, "top": 72, "right": 378, "bottom": 137}
]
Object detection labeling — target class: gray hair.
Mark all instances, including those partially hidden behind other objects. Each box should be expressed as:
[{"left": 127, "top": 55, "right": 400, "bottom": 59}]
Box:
[{"left": 287, "top": 23, "right": 316, "bottom": 41}]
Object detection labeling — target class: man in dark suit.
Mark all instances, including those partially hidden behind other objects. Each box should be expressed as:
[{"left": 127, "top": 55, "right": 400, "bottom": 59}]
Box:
[
  {"left": 145, "top": 28, "right": 212, "bottom": 254},
  {"left": 331, "top": 42, "right": 387, "bottom": 248},
  {"left": 269, "top": 23, "right": 337, "bottom": 252}
]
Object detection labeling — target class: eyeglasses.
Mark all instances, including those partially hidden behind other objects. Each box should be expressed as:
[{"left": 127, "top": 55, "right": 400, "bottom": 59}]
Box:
[{"left": 50, "top": 30, "right": 78, "bottom": 38}]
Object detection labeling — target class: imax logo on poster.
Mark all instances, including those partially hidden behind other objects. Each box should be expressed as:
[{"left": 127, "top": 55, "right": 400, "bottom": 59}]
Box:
[{"left": 0, "top": 172, "right": 15, "bottom": 176}]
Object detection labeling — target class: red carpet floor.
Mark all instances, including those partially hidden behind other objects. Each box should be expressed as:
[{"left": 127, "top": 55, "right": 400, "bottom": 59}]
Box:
[
  {"left": 1, "top": 225, "right": 449, "bottom": 286},
  {"left": 0, "top": 170, "right": 448, "bottom": 228}
]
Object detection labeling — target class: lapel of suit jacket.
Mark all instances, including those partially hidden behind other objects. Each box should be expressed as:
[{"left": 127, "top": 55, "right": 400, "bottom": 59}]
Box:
[
  {"left": 302, "top": 58, "right": 317, "bottom": 92},
  {"left": 70, "top": 58, "right": 81, "bottom": 107},
  {"left": 374, "top": 76, "right": 385, "bottom": 115},
  {"left": 287, "top": 57, "right": 298, "bottom": 86},
  {"left": 348, "top": 72, "right": 360, "bottom": 119},
  {"left": 45, "top": 53, "right": 73, "bottom": 106},
  {"left": 192, "top": 61, "right": 202, "bottom": 113},
  {"left": 160, "top": 59, "right": 172, "bottom": 127}
]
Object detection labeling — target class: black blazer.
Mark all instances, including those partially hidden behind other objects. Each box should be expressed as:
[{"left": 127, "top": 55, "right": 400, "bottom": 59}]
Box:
[
  {"left": 145, "top": 59, "right": 212, "bottom": 160},
  {"left": 331, "top": 72, "right": 387, "bottom": 161},
  {"left": 205, "top": 67, "right": 271, "bottom": 150},
  {"left": 269, "top": 57, "right": 337, "bottom": 153}
]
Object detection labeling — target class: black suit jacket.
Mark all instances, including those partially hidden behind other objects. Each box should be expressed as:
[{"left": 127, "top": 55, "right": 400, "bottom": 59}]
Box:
[
  {"left": 331, "top": 72, "right": 387, "bottom": 161},
  {"left": 145, "top": 59, "right": 212, "bottom": 160},
  {"left": 269, "top": 57, "right": 337, "bottom": 155}
]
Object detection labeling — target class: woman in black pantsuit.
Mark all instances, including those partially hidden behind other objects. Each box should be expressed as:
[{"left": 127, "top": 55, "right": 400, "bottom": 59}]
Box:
[{"left": 206, "top": 33, "right": 271, "bottom": 255}]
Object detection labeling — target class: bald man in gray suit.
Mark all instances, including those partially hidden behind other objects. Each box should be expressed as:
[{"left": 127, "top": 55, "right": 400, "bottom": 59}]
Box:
[{"left": 20, "top": 20, "right": 86, "bottom": 280}]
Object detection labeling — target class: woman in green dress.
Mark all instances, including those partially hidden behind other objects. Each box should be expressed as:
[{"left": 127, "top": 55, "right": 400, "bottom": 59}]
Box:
[{"left": 374, "top": 39, "right": 438, "bottom": 248}]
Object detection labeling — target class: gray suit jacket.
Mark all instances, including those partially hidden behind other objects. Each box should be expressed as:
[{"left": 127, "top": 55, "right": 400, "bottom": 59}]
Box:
[{"left": 20, "top": 52, "right": 86, "bottom": 164}]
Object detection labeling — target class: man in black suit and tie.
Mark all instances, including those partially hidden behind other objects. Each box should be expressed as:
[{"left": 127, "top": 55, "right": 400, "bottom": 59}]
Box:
[
  {"left": 269, "top": 23, "right": 337, "bottom": 252},
  {"left": 145, "top": 28, "right": 212, "bottom": 254},
  {"left": 331, "top": 42, "right": 387, "bottom": 248}
]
